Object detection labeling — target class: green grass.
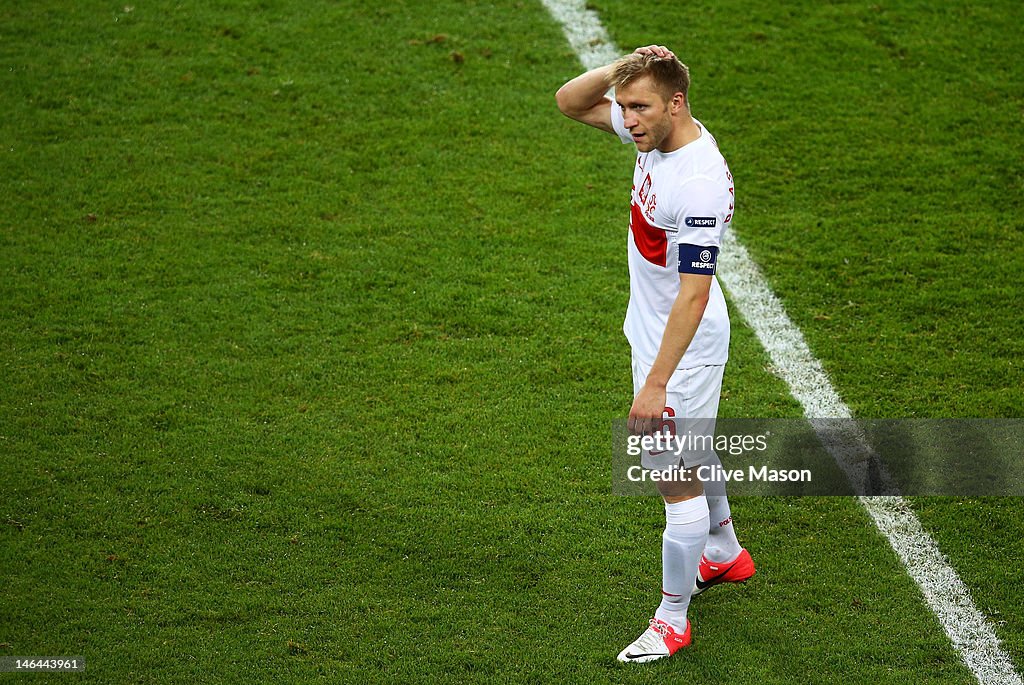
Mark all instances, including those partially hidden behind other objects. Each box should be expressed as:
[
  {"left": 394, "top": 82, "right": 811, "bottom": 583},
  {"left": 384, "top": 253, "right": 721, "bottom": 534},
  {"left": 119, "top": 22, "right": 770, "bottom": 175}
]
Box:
[
  {"left": 1, "top": 1, "right": 1021, "bottom": 683},
  {"left": 595, "top": 0, "right": 1024, "bottom": 418}
]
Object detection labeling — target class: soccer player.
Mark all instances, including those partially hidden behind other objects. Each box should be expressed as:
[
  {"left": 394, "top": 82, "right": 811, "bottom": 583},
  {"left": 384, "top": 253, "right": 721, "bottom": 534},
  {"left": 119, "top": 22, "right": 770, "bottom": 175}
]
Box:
[{"left": 555, "top": 45, "right": 755, "bottom": 663}]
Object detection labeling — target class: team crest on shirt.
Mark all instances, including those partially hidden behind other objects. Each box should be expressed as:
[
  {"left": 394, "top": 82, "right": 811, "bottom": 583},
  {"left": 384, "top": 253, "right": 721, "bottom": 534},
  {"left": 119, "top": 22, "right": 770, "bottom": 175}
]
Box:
[{"left": 637, "top": 174, "right": 652, "bottom": 205}]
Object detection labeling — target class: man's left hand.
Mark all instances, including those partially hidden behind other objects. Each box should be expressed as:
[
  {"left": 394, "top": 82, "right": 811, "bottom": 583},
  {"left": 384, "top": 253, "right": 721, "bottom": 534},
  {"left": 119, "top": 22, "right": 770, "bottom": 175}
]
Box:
[{"left": 628, "top": 382, "right": 667, "bottom": 436}]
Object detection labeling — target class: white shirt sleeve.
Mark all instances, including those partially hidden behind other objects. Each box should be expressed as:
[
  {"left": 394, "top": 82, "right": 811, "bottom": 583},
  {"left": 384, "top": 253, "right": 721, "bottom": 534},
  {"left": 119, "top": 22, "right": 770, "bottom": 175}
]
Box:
[
  {"left": 672, "top": 177, "right": 729, "bottom": 248},
  {"left": 609, "top": 96, "right": 635, "bottom": 145}
]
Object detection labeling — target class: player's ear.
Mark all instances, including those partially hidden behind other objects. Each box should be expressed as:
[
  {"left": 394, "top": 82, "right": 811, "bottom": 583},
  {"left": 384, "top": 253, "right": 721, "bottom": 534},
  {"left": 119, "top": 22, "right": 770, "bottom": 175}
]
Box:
[{"left": 670, "top": 92, "right": 686, "bottom": 114}]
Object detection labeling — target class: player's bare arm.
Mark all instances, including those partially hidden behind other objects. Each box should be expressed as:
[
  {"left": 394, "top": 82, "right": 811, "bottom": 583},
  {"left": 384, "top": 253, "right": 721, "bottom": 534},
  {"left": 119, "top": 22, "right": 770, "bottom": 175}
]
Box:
[
  {"left": 627, "top": 273, "right": 712, "bottom": 436},
  {"left": 555, "top": 64, "right": 615, "bottom": 133}
]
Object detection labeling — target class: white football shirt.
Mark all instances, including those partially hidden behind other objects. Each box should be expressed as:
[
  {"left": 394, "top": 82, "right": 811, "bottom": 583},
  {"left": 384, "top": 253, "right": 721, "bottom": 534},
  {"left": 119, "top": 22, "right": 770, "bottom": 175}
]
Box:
[{"left": 611, "top": 103, "right": 734, "bottom": 369}]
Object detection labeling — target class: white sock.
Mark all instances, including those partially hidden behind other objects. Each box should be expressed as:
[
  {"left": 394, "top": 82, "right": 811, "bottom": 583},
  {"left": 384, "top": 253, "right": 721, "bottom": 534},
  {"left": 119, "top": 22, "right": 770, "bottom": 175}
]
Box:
[
  {"left": 654, "top": 496, "right": 709, "bottom": 631},
  {"left": 703, "top": 451, "right": 743, "bottom": 563}
]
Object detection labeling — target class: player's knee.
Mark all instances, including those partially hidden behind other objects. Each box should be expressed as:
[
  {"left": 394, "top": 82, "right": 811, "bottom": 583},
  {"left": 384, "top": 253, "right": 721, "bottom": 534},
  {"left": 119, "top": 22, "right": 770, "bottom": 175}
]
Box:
[{"left": 657, "top": 471, "right": 703, "bottom": 502}]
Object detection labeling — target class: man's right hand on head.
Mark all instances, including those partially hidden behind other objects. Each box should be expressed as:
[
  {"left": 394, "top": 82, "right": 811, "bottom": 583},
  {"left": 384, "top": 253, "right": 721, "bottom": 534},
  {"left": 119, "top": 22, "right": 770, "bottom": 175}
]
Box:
[{"left": 633, "top": 45, "right": 676, "bottom": 60}]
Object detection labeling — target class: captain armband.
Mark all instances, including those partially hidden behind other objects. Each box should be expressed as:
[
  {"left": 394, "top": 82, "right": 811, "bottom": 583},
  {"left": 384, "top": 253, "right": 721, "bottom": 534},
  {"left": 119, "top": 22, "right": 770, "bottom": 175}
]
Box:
[{"left": 678, "top": 244, "right": 719, "bottom": 275}]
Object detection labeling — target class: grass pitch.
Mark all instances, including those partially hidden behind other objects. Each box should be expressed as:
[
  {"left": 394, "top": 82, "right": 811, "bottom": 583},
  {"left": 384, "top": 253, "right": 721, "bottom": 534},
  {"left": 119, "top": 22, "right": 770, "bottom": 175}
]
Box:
[{"left": 1, "top": 1, "right": 1021, "bottom": 683}]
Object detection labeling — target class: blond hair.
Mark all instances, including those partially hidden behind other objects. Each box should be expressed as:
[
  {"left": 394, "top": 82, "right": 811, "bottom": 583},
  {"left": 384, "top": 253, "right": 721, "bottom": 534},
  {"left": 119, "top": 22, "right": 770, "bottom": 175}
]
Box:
[{"left": 609, "top": 52, "right": 690, "bottom": 103}]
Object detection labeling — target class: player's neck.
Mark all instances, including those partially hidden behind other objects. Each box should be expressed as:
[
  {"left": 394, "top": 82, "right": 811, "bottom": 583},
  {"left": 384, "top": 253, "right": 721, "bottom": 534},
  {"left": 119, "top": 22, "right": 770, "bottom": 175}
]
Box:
[{"left": 658, "top": 117, "right": 700, "bottom": 153}]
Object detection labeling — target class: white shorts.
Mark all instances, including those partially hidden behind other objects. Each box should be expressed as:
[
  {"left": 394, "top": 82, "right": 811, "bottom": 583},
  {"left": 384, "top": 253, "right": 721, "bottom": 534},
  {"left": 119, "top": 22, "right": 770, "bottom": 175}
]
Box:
[{"left": 631, "top": 357, "right": 725, "bottom": 471}]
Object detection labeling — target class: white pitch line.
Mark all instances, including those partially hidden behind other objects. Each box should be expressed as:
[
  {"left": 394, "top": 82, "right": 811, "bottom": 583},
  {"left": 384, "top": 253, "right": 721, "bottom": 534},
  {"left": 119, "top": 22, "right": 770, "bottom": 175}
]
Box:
[
  {"left": 721, "top": 235, "right": 1021, "bottom": 685},
  {"left": 541, "top": 1, "right": 1022, "bottom": 682}
]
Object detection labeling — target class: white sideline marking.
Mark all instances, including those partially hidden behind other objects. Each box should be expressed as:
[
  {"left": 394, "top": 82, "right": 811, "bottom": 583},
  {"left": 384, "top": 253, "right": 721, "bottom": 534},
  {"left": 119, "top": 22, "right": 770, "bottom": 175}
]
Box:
[
  {"left": 722, "top": 235, "right": 1021, "bottom": 685},
  {"left": 541, "top": 1, "right": 1022, "bottom": 682}
]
